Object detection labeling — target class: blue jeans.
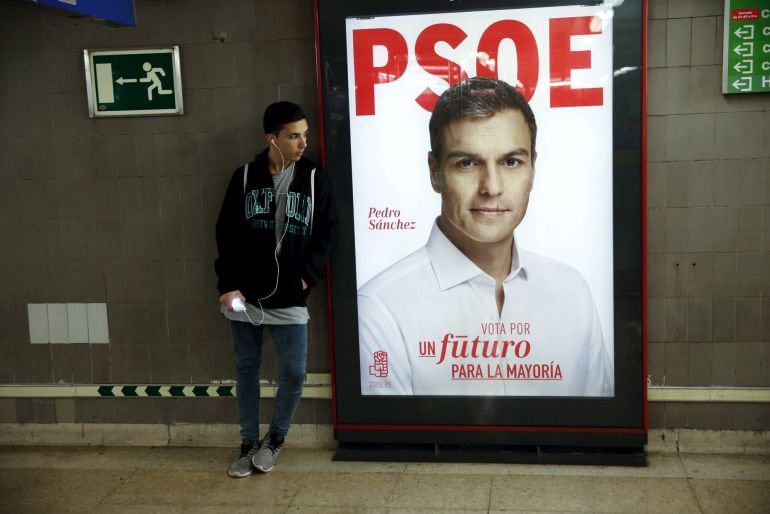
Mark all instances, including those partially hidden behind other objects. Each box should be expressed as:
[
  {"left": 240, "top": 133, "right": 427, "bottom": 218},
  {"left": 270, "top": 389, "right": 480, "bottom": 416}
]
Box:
[{"left": 229, "top": 321, "right": 307, "bottom": 442}]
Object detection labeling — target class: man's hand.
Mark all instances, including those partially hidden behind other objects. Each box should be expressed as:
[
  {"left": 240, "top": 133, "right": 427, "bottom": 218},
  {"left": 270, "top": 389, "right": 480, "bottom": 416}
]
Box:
[{"left": 220, "top": 290, "right": 245, "bottom": 311}]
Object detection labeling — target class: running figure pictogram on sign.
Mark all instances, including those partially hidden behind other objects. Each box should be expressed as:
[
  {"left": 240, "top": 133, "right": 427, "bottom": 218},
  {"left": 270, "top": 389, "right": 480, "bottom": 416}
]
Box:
[{"left": 139, "top": 62, "right": 173, "bottom": 101}]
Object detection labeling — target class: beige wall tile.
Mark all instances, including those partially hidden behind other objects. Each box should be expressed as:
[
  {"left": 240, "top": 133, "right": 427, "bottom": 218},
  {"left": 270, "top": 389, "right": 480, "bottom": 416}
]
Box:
[
  {"left": 689, "top": 160, "right": 714, "bottom": 206},
  {"left": 666, "top": 208, "right": 690, "bottom": 252},
  {"left": 665, "top": 298, "right": 688, "bottom": 342},
  {"left": 664, "top": 402, "right": 689, "bottom": 427},
  {"left": 648, "top": 253, "right": 666, "bottom": 298},
  {"left": 0, "top": 398, "right": 17, "bottom": 423},
  {"left": 664, "top": 341, "right": 689, "bottom": 385},
  {"left": 713, "top": 207, "right": 738, "bottom": 252},
  {"left": 648, "top": 208, "right": 667, "bottom": 252},
  {"left": 54, "top": 398, "right": 75, "bottom": 423},
  {"left": 689, "top": 207, "right": 714, "bottom": 252},
  {"left": 689, "top": 253, "right": 714, "bottom": 298},
  {"left": 688, "top": 341, "right": 713, "bottom": 384},
  {"left": 712, "top": 299, "right": 736, "bottom": 343},
  {"left": 648, "top": 298, "right": 665, "bottom": 343},
  {"left": 667, "top": 0, "right": 721, "bottom": 18},
  {"left": 688, "top": 299, "right": 712, "bottom": 342},
  {"left": 27, "top": 303, "right": 49, "bottom": 344},
  {"left": 665, "top": 253, "right": 690, "bottom": 297},
  {"left": 666, "top": 67, "right": 691, "bottom": 114},
  {"left": 736, "top": 252, "right": 762, "bottom": 297},
  {"left": 47, "top": 303, "right": 68, "bottom": 344},
  {"left": 738, "top": 159, "right": 766, "bottom": 206},
  {"left": 666, "top": 18, "right": 692, "bottom": 67},
  {"left": 665, "top": 161, "right": 690, "bottom": 206},
  {"left": 648, "top": 0, "right": 668, "bottom": 19},
  {"left": 647, "top": 67, "right": 669, "bottom": 116},
  {"left": 711, "top": 342, "right": 737, "bottom": 385},
  {"left": 66, "top": 303, "right": 87, "bottom": 344},
  {"left": 690, "top": 16, "right": 717, "bottom": 66},
  {"left": 737, "top": 207, "right": 762, "bottom": 252},
  {"left": 688, "top": 402, "right": 734, "bottom": 429},
  {"left": 647, "top": 115, "right": 667, "bottom": 162}
]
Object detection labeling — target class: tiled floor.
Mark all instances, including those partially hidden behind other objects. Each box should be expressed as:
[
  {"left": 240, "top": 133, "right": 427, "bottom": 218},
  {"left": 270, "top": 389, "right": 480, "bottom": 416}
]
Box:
[{"left": 0, "top": 446, "right": 768, "bottom": 513}]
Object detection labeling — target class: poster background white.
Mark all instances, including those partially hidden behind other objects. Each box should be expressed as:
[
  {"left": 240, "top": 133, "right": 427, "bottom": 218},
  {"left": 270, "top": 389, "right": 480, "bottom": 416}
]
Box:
[{"left": 346, "top": 5, "right": 615, "bottom": 362}]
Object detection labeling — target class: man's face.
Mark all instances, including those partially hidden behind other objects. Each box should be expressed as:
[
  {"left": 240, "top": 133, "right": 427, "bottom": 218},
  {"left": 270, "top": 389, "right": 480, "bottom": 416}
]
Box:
[
  {"left": 271, "top": 119, "right": 309, "bottom": 163},
  {"left": 429, "top": 109, "right": 535, "bottom": 253}
]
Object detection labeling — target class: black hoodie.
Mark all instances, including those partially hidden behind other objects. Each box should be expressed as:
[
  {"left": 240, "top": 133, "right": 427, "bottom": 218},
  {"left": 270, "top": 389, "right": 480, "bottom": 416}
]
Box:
[{"left": 214, "top": 149, "right": 336, "bottom": 308}]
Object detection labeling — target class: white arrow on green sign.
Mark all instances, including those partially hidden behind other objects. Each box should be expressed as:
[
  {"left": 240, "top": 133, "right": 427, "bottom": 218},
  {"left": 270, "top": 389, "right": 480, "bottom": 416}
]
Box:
[
  {"left": 83, "top": 46, "right": 184, "bottom": 117},
  {"left": 734, "top": 25, "right": 755, "bottom": 39},
  {"left": 722, "top": 0, "right": 770, "bottom": 94}
]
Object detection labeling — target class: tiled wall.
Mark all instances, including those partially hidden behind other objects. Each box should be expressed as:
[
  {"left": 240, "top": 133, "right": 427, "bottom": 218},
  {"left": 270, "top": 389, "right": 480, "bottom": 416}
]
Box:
[
  {"left": 0, "top": 0, "right": 331, "bottom": 427},
  {"left": 0, "top": 0, "right": 768, "bottom": 431},
  {"left": 646, "top": 0, "right": 770, "bottom": 430}
]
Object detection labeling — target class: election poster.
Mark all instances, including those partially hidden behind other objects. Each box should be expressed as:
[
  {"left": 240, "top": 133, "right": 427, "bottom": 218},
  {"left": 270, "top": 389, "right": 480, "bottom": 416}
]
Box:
[
  {"left": 345, "top": 5, "right": 616, "bottom": 397},
  {"left": 318, "top": 0, "right": 646, "bottom": 454}
]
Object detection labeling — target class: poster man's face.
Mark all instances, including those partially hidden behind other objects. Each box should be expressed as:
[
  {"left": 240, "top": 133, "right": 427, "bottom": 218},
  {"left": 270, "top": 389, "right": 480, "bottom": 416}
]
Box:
[{"left": 429, "top": 109, "right": 535, "bottom": 252}]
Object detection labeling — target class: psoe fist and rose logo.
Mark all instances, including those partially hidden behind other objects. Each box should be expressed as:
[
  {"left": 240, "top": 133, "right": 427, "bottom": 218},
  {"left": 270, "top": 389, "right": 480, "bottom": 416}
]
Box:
[{"left": 368, "top": 351, "right": 389, "bottom": 377}]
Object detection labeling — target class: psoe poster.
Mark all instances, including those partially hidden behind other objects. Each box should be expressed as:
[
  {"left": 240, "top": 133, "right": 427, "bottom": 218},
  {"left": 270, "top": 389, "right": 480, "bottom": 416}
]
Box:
[{"left": 348, "top": 5, "right": 615, "bottom": 397}]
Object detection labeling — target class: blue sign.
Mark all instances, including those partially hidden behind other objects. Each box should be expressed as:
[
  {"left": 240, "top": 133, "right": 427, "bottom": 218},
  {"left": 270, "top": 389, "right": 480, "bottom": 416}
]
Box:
[{"left": 24, "top": 0, "right": 135, "bottom": 26}]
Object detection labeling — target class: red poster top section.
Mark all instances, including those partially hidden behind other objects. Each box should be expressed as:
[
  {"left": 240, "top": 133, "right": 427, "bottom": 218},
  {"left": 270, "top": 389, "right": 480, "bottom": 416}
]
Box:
[{"left": 731, "top": 8, "right": 759, "bottom": 21}]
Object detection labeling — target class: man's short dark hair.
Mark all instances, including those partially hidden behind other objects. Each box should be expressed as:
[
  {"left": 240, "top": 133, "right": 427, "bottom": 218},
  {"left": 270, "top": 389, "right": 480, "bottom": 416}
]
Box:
[
  {"left": 429, "top": 77, "right": 537, "bottom": 158},
  {"left": 263, "top": 101, "right": 306, "bottom": 135}
]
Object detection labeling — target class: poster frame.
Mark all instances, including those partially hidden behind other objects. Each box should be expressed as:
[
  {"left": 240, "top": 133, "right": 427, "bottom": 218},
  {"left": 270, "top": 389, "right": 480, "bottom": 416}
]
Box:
[{"left": 315, "top": 0, "right": 648, "bottom": 452}]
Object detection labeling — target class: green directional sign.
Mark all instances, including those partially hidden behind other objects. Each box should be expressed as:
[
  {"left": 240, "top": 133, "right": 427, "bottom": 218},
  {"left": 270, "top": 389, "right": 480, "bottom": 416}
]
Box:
[
  {"left": 84, "top": 46, "right": 184, "bottom": 117},
  {"left": 722, "top": 0, "right": 770, "bottom": 94}
]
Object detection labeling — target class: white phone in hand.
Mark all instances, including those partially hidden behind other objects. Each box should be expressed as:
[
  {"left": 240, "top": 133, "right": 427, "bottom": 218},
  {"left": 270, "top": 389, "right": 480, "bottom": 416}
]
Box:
[{"left": 231, "top": 297, "right": 246, "bottom": 312}]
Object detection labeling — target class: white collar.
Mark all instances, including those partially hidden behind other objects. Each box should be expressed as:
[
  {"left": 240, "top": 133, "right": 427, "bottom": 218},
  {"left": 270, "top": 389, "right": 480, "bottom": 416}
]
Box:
[{"left": 425, "top": 220, "right": 527, "bottom": 291}]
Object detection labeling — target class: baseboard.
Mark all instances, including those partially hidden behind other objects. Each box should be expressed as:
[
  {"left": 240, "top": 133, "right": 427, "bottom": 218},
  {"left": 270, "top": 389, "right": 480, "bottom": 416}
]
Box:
[
  {"left": 0, "top": 423, "right": 767, "bottom": 455},
  {"left": 646, "top": 428, "right": 770, "bottom": 455},
  {"left": 0, "top": 423, "right": 336, "bottom": 449}
]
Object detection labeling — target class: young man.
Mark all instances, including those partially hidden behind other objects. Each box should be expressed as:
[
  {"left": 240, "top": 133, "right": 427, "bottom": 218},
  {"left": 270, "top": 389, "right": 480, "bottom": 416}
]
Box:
[
  {"left": 215, "top": 101, "right": 335, "bottom": 477},
  {"left": 358, "top": 77, "right": 612, "bottom": 397}
]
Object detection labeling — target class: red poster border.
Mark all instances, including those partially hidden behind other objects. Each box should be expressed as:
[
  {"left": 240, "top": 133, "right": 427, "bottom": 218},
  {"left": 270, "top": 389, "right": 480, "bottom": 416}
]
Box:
[{"left": 315, "top": 0, "right": 649, "bottom": 440}]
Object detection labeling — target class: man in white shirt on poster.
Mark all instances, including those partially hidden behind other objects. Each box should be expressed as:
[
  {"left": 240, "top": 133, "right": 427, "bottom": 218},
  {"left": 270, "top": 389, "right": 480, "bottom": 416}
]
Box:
[{"left": 358, "top": 77, "right": 613, "bottom": 397}]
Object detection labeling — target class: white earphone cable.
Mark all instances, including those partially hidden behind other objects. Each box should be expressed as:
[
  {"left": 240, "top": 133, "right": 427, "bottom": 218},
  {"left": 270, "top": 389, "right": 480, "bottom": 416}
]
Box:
[{"left": 241, "top": 139, "right": 294, "bottom": 326}]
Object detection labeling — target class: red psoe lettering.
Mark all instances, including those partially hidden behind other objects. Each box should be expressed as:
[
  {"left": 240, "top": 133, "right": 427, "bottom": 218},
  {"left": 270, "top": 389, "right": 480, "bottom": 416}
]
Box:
[
  {"left": 414, "top": 23, "right": 469, "bottom": 112},
  {"left": 549, "top": 16, "right": 603, "bottom": 108},
  {"left": 352, "top": 28, "right": 408, "bottom": 116},
  {"left": 475, "top": 20, "right": 539, "bottom": 101}
]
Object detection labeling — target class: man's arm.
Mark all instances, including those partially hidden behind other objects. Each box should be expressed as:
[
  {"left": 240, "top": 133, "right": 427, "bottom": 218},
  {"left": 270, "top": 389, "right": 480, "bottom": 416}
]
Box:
[
  {"left": 300, "top": 169, "right": 336, "bottom": 288},
  {"left": 214, "top": 166, "right": 246, "bottom": 297}
]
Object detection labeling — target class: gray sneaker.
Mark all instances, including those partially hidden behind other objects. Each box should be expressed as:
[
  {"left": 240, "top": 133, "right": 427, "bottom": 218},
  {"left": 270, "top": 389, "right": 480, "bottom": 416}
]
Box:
[
  {"left": 228, "top": 440, "right": 258, "bottom": 478},
  {"left": 251, "top": 433, "right": 284, "bottom": 473}
]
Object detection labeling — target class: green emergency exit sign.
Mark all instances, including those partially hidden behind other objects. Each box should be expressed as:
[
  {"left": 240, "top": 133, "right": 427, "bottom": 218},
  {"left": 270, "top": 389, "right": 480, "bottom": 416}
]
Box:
[
  {"left": 83, "top": 47, "right": 184, "bottom": 117},
  {"left": 722, "top": 0, "right": 770, "bottom": 94}
]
